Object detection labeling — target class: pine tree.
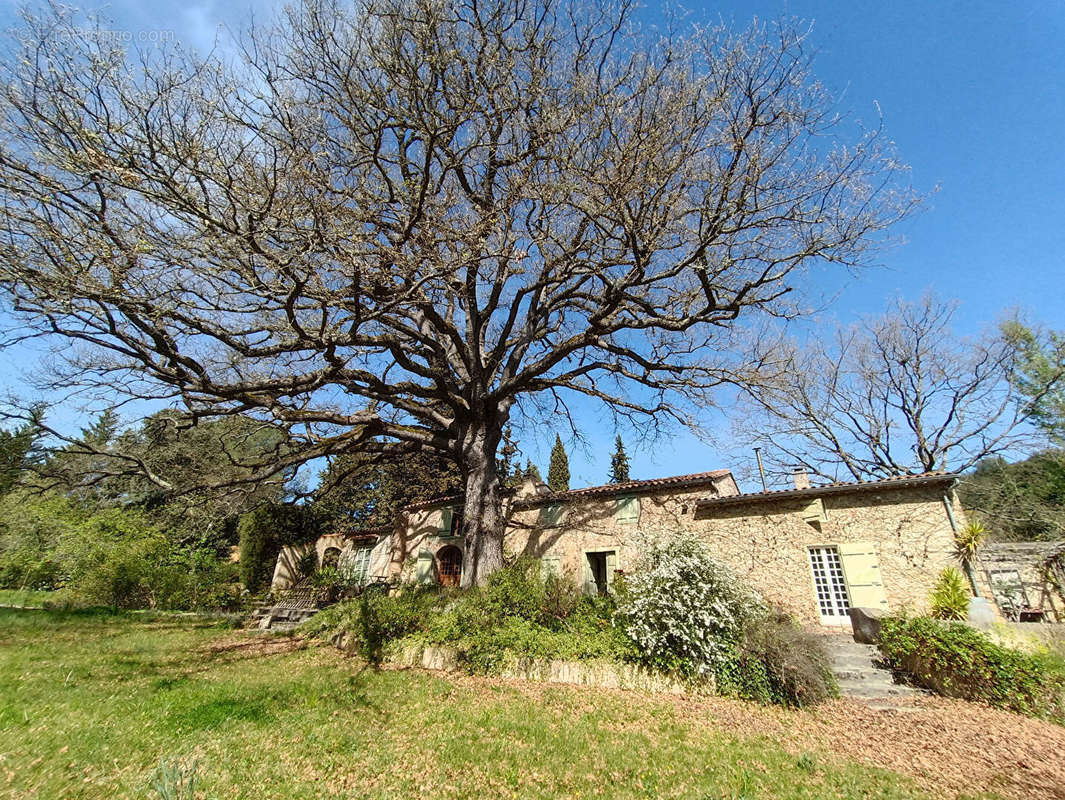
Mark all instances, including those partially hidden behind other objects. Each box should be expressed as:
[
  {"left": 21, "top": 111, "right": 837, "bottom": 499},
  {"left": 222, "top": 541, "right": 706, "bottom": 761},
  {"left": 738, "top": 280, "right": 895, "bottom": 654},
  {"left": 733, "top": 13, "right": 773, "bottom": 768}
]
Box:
[
  {"left": 609, "top": 435, "right": 631, "bottom": 483},
  {"left": 547, "top": 434, "right": 570, "bottom": 492},
  {"left": 80, "top": 409, "right": 120, "bottom": 446},
  {"left": 0, "top": 405, "right": 43, "bottom": 496}
]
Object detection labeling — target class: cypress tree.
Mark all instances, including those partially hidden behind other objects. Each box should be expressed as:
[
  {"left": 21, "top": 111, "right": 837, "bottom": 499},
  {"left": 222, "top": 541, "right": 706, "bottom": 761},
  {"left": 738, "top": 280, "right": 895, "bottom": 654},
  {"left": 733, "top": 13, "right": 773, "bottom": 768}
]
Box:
[
  {"left": 547, "top": 434, "right": 570, "bottom": 492},
  {"left": 497, "top": 425, "right": 520, "bottom": 486},
  {"left": 609, "top": 435, "right": 631, "bottom": 483},
  {"left": 523, "top": 459, "right": 543, "bottom": 483}
]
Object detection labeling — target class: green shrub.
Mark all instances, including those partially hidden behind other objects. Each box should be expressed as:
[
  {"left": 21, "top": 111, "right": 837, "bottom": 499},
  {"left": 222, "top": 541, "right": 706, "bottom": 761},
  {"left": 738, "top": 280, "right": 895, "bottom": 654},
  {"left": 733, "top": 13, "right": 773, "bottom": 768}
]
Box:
[
  {"left": 878, "top": 614, "right": 1065, "bottom": 723},
  {"left": 615, "top": 531, "right": 763, "bottom": 677},
  {"left": 479, "top": 556, "right": 549, "bottom": 624},
  {"left": 304, "top": 584, "right": 443, "bottom": 663},
  {"left": 305, "top": 561, "right": 637, "bottom": 671},
  {"left": 929, "top": 567, "right": 970, "bottom": 620},
  {"left": 717, "top": 611, "right": 837, "bottom": 707}
]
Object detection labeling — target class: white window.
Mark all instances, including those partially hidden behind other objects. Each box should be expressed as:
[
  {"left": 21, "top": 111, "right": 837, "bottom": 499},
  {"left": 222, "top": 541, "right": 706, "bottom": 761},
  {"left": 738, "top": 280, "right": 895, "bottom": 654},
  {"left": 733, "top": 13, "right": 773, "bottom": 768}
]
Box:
[
  {"left": 808, "top": 546, "right": 851, "bottom": 621},
  {"left": 615, "top": 496, "right": 639, "bottom": 524},
  {"left": 340, "top": 546, "right": 373, "bottom": 585}
]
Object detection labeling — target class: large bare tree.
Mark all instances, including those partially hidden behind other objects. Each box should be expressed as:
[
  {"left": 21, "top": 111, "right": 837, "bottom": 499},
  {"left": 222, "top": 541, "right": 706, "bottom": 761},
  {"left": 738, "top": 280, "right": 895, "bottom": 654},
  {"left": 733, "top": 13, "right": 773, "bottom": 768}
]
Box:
[
  {"left": 735, "top": 295, "right": 1061, "bottom": 483},
  {"left": 0, "top": 0, "right": 915, "bottom": 584}
]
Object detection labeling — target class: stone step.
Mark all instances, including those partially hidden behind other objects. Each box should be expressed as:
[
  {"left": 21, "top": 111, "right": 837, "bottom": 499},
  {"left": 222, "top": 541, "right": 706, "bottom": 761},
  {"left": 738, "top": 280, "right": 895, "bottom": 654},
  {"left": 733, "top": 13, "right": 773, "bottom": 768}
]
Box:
[
  {"left": 829, "top": 653, "right": 880, "bottom": 668},
  {"left": 833, "top": 667, "right": 884, "bottom": 681},
  {"left": 820, "top": 639, "right": 879, "bottom": 656},
  {"left": 836, "top": 679, "right": 917, "bottom": 699}
]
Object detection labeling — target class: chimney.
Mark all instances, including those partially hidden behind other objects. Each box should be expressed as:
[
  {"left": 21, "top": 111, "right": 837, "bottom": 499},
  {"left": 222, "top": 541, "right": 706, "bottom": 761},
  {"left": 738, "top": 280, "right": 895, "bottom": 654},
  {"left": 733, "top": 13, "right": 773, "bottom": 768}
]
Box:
[{"left": 792, "top": 467, "right": 810, "bottom": 490}]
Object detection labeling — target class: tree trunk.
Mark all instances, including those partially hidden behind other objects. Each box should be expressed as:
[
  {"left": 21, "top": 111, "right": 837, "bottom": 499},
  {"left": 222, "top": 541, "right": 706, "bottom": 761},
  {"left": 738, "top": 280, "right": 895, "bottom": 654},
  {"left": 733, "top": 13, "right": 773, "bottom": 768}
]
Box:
[{"left": 459, "top": 421, "right": 506, "bottom": 587}]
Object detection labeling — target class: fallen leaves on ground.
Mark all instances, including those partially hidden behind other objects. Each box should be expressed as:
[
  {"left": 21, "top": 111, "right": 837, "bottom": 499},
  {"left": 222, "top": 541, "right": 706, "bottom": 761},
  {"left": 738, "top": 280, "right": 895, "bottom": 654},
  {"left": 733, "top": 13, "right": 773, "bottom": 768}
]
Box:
[{"left": 434, "top": 670, "right": 1065, "bottom": 800}]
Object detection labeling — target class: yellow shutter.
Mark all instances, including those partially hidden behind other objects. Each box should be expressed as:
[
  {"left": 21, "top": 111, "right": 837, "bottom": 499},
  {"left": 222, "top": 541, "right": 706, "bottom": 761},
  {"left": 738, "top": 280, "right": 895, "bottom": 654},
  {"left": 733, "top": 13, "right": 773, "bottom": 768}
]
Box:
[
  {"left": 802, "top": 498, "right": 825, "bottom": 523},
  {"left": 838, "top": 542, "right": 889, "bottom": 611}
]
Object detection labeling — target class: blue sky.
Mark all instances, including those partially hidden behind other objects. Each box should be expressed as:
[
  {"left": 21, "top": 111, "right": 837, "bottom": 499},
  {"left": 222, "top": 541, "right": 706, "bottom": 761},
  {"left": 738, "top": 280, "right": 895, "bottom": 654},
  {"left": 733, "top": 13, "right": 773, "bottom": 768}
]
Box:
[{"left": 0, "top": 1, "right": 1062, "bottom": 490}]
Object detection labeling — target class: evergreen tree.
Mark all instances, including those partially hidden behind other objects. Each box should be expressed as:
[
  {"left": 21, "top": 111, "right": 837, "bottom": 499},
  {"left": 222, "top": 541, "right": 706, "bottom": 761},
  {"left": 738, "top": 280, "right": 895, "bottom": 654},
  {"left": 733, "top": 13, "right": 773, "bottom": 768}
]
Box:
[
  {"left": 79, "top": 409, "right": 120, "bottom": 446},
  {"left": 523, "top": 459, "right": 543, "bottom": 483},
  {"left": 609, "top": 435, "right": 631, "bottom": 483},
  {"left": 497, "top": 425, "right": 521, "bottom": 487},
  {"left": 547, "top": 434, "right": 570, "bottom": 493},
  {"left": 0, "top": 406, "right": 43, "bottom": 496},
  {"left": 316, "top": 447, "right": 461, "bottom": 529}
]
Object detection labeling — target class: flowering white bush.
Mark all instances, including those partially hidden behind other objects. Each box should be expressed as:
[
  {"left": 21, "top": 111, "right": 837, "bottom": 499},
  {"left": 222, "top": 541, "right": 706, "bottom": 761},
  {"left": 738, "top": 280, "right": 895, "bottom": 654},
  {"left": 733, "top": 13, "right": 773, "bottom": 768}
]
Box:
[{"left": 615, "top": 531, "right": 764, "bottom": 676}]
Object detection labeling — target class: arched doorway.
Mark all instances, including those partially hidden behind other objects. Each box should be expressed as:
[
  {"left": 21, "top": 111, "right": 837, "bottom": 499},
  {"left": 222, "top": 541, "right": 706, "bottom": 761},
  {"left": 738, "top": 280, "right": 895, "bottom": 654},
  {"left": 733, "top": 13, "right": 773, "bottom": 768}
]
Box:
[
  {"left": 436, "top": 545, "right": 463, "bottom": 588},
  {"left": 321, "top": 547, "right": 341, "bottom": 570}
]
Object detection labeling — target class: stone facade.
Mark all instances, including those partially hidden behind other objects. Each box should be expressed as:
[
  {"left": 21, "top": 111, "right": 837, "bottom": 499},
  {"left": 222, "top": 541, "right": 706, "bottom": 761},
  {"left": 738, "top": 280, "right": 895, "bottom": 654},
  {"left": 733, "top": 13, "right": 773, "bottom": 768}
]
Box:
[
  {"left": 270, "top": 529, "right": 392, "bottom": 592},
  {"left": 691, "top": 481, "right": 992, "bottom": 623},
  {"left": 980, "top": 541, "right": 1065, "bottom": 622},
  {"left": 273, "top": 469, "right": 987, "bottom": 625},
  {"left": 390, "top": 470, "right": 739, "bottom": 592}
]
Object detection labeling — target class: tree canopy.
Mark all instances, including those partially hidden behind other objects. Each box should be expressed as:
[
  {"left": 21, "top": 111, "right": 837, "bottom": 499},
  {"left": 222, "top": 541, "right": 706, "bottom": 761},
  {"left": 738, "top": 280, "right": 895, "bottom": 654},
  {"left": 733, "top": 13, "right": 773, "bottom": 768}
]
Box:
[
  {"left": 315, "top": 449, "right": 461, "bottom": 530},
  {"left": 0, "top": 0, "right": 915, "bottom": 583},
  {"left": 735, "top": 295, "right": 1060, "bottom": 482},
  {"left": 960, "top": 451, "right": 1065, "bottom": 542}
]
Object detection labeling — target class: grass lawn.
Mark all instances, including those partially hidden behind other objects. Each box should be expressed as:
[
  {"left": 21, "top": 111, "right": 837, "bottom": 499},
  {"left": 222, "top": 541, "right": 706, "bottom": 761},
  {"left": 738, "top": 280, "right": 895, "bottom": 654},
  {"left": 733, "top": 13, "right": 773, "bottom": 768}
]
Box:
[
  {"left": 0, "top": 590, "right": 54, "bottom": 608},
  {"left": 0, "top": 609, "right": 979, "bottom": 800}
]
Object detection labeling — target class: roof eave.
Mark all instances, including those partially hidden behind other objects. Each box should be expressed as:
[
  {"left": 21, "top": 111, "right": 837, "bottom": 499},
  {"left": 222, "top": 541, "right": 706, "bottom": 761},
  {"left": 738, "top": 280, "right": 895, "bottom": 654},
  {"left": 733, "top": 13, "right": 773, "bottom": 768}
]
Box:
[{"left": 694, "top": 473, "right": 958, "bottom": 510}]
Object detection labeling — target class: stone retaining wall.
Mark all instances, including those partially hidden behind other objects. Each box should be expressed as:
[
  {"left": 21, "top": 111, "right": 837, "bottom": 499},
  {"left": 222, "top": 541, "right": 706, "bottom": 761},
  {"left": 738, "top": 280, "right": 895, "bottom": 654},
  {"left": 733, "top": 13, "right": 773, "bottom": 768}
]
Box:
[{"left": 382, "top": 641, "right": 696, "bottom": 695}]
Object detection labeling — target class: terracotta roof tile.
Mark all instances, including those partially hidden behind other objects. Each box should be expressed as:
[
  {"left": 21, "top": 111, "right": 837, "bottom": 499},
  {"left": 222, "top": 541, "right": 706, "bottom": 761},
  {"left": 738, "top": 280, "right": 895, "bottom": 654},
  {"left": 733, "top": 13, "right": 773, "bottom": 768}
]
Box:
[
  {"left": 695, "top": 471, "right": 957, "bottom": 509},
  {"left": 514, "top": 469, "right": 733, "bottom": 508},
  {"left": 405, "top": 469, "right": 734, "bottom": 512}
]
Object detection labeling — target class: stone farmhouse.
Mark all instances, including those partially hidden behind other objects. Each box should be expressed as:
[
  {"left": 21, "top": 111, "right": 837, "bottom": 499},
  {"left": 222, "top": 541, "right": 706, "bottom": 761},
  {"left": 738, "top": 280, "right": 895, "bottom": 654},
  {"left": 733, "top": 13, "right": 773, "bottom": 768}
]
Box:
[{"left": 272, "top": 468, "right": 989, "bottom": 626}]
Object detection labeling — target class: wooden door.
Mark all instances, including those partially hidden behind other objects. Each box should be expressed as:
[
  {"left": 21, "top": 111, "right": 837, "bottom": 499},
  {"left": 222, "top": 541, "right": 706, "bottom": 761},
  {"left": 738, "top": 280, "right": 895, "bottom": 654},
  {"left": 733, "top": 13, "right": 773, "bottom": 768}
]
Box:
[{"left": 437, "top": 546, "right": 463, "bottom": 587}]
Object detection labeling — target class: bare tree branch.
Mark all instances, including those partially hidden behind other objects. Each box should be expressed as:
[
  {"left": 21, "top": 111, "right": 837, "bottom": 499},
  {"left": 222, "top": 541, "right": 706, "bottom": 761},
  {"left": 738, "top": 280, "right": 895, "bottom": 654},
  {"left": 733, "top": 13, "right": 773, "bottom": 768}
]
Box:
[{"left": 0, "top": 1, "right": 917, "bottom": 583}]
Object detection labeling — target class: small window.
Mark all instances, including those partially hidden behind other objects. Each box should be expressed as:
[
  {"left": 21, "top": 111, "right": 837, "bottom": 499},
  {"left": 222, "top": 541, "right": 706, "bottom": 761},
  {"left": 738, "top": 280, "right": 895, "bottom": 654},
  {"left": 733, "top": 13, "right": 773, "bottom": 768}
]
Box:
[
  {"left": 438, "top": 507, "right": 453, "bottom": 535},
  {"left": 321, "top": 547, "right": 342, "bottom": 569},
  {"left": 539, "top": 503, "right": 564, "bottom": 528},
  {"left": 615, "top": 495, "right": 639, "bottom": 523},
  {"left": 449, "top": 507, "right": 464, "bottom": 538}
]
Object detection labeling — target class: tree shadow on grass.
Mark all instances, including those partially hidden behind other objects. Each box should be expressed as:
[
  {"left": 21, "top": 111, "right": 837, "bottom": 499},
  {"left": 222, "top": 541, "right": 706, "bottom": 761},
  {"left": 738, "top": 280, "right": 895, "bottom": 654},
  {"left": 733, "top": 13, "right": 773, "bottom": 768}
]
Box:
[{"left": 161, "top": 664, "right": 385, "bottom": 733}]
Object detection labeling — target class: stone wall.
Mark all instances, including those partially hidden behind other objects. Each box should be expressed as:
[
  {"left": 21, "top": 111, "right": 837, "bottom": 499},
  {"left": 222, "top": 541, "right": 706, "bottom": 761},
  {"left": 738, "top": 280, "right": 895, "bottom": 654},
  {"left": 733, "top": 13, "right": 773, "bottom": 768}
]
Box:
[
  {"left": 980, "top": 541, "right": 1065, "bottom": 622},
  {"left": 281, "top": 472, "right": 980, "bottom": 625},
  {"left": 692, "top": 485, "right": 988, "bottom": 622},
  {"left": 387, "top": 473, "right": 737, "bottom": 588}
]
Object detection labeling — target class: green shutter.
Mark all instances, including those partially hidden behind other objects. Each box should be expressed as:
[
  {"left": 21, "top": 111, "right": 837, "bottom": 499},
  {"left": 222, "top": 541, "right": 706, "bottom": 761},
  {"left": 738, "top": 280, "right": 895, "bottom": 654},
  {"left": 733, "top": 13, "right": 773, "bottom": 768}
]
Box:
[
  {"left": 605, "top": 551, "right": 618, "bottom": 593},
  {"left": 539, "top": 504, "right": 563, "bottom": 528},
  {"left": 438, "top": 507, "right": 453, "bottom": 535},
  {"left": 540, "top": 555, "right": 562, "bottom": 578},
  {"left": 839, "top": 542, "right": 889, "bottom": 611},
  {"left": 415, "top": 551, "right": 435, "bottom": 584},
  {"left": 615, "top": 496, "right": 639, "bottom": 523}
]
